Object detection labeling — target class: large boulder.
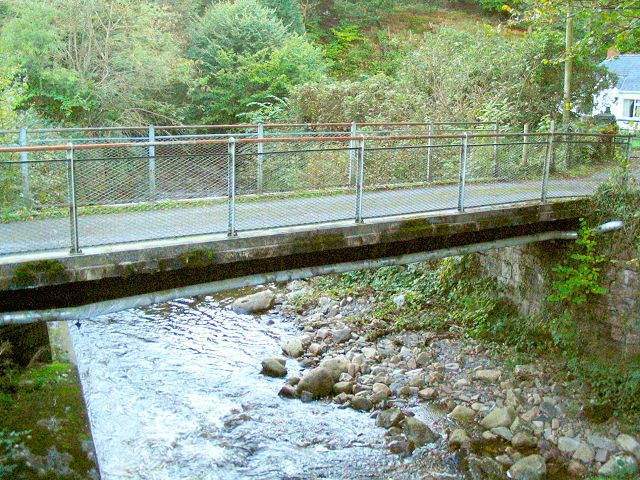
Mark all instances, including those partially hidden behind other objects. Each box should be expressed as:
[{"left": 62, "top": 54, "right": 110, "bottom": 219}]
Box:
[
  {"left": 261, "top": 357, "right": 287, "bottom": 378},
  {"left": 296, "top": 367, "right": 335, "bottom": 399},
  {"left": 319, "top": 357, "right": 349, "bottom": 382},
  {"left": 467, "top": 455, "right": 504, "bottom": 480},
  {"left": 402, "top": 417, "right": 438, "bottom": 447},
  {"left": 507, "top": 454, "right": 546, "bottom": 480},
  {"left": 479, "top": 407, "right": 515, "bottom": 429},
  {"left": 473, "top": 369, "right": 502, "bottom": 383},
  {"left": 376, "top": 408, "right": 405, "bottom": 428},
  {"left": 449, "top": 405, "right": 476, "bottom": 423},
  {"left": 232, "top": 290, "right": 275, "bottom": 314},
  {"left": 281, "top": 338, "right": 304, "bottom": 358}
]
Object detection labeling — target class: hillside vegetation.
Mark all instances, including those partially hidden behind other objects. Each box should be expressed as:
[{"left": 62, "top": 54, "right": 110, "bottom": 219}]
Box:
[{"left": 0, "top": 0, "right": 636, "bottom": 130}]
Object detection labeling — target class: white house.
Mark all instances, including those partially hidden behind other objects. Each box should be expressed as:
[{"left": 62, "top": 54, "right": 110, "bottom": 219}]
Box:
[{"left": 593, "top": 54, "right": 640, "bottom": 131}]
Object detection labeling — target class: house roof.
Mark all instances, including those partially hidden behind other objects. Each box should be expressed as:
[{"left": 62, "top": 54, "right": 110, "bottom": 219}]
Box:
[{"left": 602, "top": 54, "right": 640, "bottom": 92}]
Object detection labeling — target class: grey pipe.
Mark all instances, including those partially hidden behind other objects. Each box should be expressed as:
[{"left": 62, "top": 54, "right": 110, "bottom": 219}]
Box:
[{"left": 0, "top": 222, "right": 623, "bottom": 326}]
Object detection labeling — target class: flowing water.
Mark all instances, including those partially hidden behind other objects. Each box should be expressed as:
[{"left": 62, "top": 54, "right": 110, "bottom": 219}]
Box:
[{"left": 69, "top": 290, "right": 464, "bottom": 480}]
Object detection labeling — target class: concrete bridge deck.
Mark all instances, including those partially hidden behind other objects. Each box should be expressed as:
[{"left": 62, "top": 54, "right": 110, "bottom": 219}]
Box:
[{"left": 0, "top": 199, "right": 586, "bottom": 315}]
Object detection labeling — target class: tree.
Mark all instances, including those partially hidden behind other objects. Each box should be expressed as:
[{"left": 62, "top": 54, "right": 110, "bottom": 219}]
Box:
[
  {"left": 259, "top": 0, "right": 305, "bottom": 34},
  {"left": 0, "top": 0, "right": 192, "bottom": 126},
  {"left": 187, "top": 0, "right": 327, "bottom": 123},
  {"left": 517, "top": 1, "right": 640, "bottom": 53},
  {"left": 0, "top": 62, "right": 25, "bottom": 129}
]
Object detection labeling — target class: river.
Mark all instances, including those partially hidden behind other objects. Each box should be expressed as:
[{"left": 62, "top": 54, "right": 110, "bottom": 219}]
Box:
[{"left": 68, "top": 289, "right": 463, "bottom": 480}]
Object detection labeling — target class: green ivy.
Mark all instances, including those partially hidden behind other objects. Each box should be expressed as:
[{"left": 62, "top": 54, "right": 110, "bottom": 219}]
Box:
[{"left": 548, "top": 219, "right": 608, "bottom": 352}]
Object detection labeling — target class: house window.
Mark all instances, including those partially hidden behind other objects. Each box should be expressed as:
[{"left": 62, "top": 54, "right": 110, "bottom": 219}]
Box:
[{"left": 623, "top": 99, "right": 640, "bottom": 118}]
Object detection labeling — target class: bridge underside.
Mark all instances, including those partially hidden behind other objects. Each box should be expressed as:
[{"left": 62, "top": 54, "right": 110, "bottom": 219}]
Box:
[{"left": 0, "top": 201, "right": 586, "bottom": 314}]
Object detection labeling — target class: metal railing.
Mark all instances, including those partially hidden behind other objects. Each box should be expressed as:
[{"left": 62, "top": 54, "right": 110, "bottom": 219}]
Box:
[
  {"left": 0, "top": 121, "right": 499, "bottom": 202},
  {"left": 0, "top": 124, "right": 631, "bottom": 257}
]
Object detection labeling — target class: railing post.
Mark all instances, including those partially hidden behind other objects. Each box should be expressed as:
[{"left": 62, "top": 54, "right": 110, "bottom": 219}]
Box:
[
  {"left": 227, "top": 137, "right": 237, "bottom": 237},
  {"left": 66, "top": 143, "right": 81, "bottom": 254},
  {"left": 348, "top": 122, "right": 357, "bottom": 187},
  {"left": 148, "top": 125, "right": 156, "bottom": 199},
  {"left": 541, "top": 121, "right": 555, "bottom": 203},
  {"left": 624, "top": 134, "right": 633, "bottom": 187},
  {"left": 493, "top": 121, "right": 500, "bottom": 178},
  {"left": 458, "top": 133, "right": 468, "bottom": 212},
  {"left": 427, "top": 123, "right": 434, "bottom": 182},
  {"left": 19, "top": 127, "right": 32, "bottom": 208},
  {"left": 521, "top": 123, "right": 529, "bottom": 167},
  {"left": 548, "top": 120, "right": 556, "bottom": 174},
  {"left": 355, "top": 137, "right": 365, "bottom": 223},
  {"left": 256, "top": 123, "right": 264, "bottom": 195},
  {"left": 564, "top": 126, "right": 573, "bottom": 170}
]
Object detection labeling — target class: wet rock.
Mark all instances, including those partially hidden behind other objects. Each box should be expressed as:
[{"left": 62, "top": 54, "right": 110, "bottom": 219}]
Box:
[
  {"left": 573, "top": 443, "right": 595, "bottom": 464},
  {"left": 319, "top": 357, "right": 349, "bottom": 382},
  {"left": 467, "top": 455, "right": 503, "bottom": 480},
  {"left": 332, "top": 328, "right": 352, "bottom": 344},
  {"left": 399, "top": 386, "right": 413, "bottom": 397},
  {"left": 448, "top": 428, "right": 471, "bottom": 448},
  {"left": 416, "top": 351, "right": 431, "bottom": 367},
  {"left": 507, "top": 454, "right": 546, "bottom": 480},
  {"left": 362, "top": 347, "right": 377, "bottom": 359},
  {"left": 512, "top": 432, "right": 537, "bottom": 449},
  {"left": 296, "top": 367, "right": 335, "bottom": 398},
  {"left": 418, "top": 388, "right": 436, "bottom": 400},
  {"left": 492, "top": 426, "right": 513, "bottom": 441},
  {"left": 333, "top": 392, "right": 349, "bottom": 404},
  {"left": 598, "top": 455, "right": 638, "bottom": 476},
  {"left": 473, "top": 369, "right": 501, "bottom": 383},
  {"left": 596, "top": 448, "right": 610, "bottom": 463},
  {"left": 388, "top": 439, "right": 414, "bottom": 457},
  {"left": 587, "top": 434, "right": 618, "bottom": 452},
  {"left": 261, "top": 357, "right": 287, "bottom": 377},
  {"left": 482, "top": 430, "right": 497, "bottom": 441},
  {"left": 372, "top": 382, "right": 392, "bottom": 400},
  {"left": 281, "top": 338, "right": 304, "bottom": 358},
  {"left": 333, "top": 381, "right": 354, "bottom": 395},
  {"left": 496, "top": 454, "right": 513, "bottom": 466},
  {"left": 617, "top": 434, "right": 640, "bottom": 460},
  {"left": 449, "top": 405, "right": 476, "bottom": 423},
  {"left": 376, "top": 408, "right": 405, "bottom": 428},
  {"left": 558, "top": 436, "right": 581, "bottom": 453},
  {"left": 278, "top": 384, "right": 297, "bottom": 398},
  {"left": 480, "top": 407, "right": 515, "bottom": 429},
  {"left": 286, "top": 376, "right": 300, "bottom": 386},
  {"left": 232, "top": 290, "right": 275, "bottom": 314},
  {"left": 300, "top": 391, "right": 314, "bottom": 403},
  {"left": 351, "top": 396, "right": 373, "bottom": 412},
  {"left": 401, "top": 417, "right": 438, "bottom": 446},
  {"left": 308, "top": 343, "right": 324, "bottom": 356}
]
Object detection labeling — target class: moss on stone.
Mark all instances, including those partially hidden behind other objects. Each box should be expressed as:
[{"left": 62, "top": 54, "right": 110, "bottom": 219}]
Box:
[
  {"left": 290, "top": 233, "right": 346, "bottom": 253},
  {"left": 11, "top": 260, "right": 67, "bottom": 287},
  {"left": 180, "top": 249, "right": 217, "bottom": 268}
]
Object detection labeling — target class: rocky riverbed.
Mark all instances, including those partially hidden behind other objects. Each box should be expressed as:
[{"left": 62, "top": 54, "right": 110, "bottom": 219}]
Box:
[{"left": 247, "top": 280, "right": 640, "bottom": 480}]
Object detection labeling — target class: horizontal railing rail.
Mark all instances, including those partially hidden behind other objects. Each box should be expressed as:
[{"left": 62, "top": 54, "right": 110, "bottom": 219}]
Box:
[{"left": 0, "top": 123, "right": 633, "bottom": 257}]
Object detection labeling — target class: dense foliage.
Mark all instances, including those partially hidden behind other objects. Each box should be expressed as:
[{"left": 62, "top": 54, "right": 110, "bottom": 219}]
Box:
[{"left": 0, "top": 0, "right": 625, "bottom": 128}]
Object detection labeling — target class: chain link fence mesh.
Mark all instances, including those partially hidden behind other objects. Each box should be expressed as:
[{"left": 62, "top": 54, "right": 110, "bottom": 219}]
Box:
[{"left": 0, "top": 130, "right": 630, "bottom": 256}]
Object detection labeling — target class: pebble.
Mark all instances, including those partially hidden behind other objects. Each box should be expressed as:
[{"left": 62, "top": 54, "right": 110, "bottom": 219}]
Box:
[{"left": 274, "top": 280, "right": 637, "bottom": 471}]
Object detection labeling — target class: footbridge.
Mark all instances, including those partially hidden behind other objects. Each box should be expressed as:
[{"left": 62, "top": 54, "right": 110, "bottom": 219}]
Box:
[{"left": 0, "top": 122, "right": 632, "bottom": 323}]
